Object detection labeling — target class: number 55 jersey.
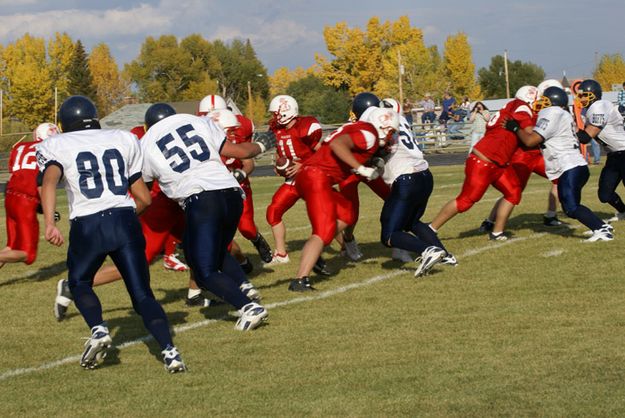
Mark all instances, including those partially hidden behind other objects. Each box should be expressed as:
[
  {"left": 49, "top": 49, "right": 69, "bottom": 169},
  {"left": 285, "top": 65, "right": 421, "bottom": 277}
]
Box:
[{"left": 36, "top": 129, "right": 142, "bottom": 219}]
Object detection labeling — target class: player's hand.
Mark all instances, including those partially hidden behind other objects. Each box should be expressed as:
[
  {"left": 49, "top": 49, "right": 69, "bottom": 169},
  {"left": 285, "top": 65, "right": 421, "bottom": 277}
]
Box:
[
  {"left": 369, "top": 156, "right": 385, "bottom": 177},
  {"left": 503, "top": 117, "right": 520, "bottom": 133},
  {"left": 232, "top": 169, "right": 247, "bottom": 183},
  {"left": 353, "top": 165, "right": 379, "bottom": 181},
  {"left": 45, "top": 224, "right": 64, "bottom": 247},
  {"left": 284, "top": 161, "right": 302, "bottom": 178},
  {"left": 253, "top": 132, "right": 276, "bottom": 153}
]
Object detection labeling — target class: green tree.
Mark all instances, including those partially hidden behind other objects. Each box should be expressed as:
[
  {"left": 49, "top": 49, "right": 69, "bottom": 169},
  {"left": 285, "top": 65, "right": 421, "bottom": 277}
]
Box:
[
  {"left": 286, "top": 74, "right": 351, "bottom": 124},
  {"left": 478, "top": 55, "right": 544, "bottom": 99},
  {"left": 593, "top": 54, "right": 625, "bottom": 91},
  {"left": 88, "top": 43, "right": 128, "bottom": 116},
  {"left": 67, "top": 40, "right": 97, "bottom": 100}
]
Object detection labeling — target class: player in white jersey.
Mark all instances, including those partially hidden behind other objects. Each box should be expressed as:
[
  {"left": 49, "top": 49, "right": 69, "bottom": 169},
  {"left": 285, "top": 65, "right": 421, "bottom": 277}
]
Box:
[
  {"left": 140, "top": 103, "right": 270, "bottom": 331},
  {"left": 379, "top": 98, "right": 452, "bottom": 276},
  {"left": 37, "top": 95, "right": 185, "bottom": 372},
  {"left": 506, "top": 87, "right": 613, "bottom": 242},
  {"left": 575, "top": 79, "right": 625, "bottom": 222}
]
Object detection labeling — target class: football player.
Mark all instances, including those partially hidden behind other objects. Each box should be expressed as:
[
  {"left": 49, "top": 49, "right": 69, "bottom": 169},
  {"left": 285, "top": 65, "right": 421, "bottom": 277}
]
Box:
[
  {"left": 575, "top": 79, "right": 625, "bottom": 223},
  {"left": 38, "top": 96, "right": 186, "bottom": 372},
  {"left": 0, "top": 123, "right": 59, "bottom": 269},
  {"left": 197, "top": 94, "right": 273, "bottom": 264},
  {"left": 429, "top": 86, "right": 539, "bottom": 240},
  {"left": 507, "top": 86, "right": 613, "bottom": 241},
  {"left": 141, "top": 103, "right": 270, "bottom": 330},
  {"left": 287, "top": 107, "right": 399, "bottom": 291},
  {"left": 379, "top": 98, "right": 452, "bottom": 276},
  {"left": 478, "top": 79, "right": 563, "bottom": 233}
]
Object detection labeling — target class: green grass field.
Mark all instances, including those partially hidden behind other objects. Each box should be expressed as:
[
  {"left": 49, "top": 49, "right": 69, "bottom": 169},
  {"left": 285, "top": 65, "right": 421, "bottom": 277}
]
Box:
[{"left": 2, "top": 164, "right": 625, "bottom": 417}]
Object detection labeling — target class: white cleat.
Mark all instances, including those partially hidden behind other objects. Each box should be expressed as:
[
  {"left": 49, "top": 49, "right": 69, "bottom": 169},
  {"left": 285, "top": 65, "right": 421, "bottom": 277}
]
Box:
[
  {"left": 161, "top": 345, "right": 187, "bottom": 373},
  {"left": 80, "top": 324, "right": 112, "bottom": 369},
  {"left": 584, "top": 224, "right": 614, "bottom": 242},
  {"left": 240, "top": 281, "right": 261, "bottom": 301},
  {"left": 415, "top": 246, "right": 446, "bottom": 277},
  {"left": 54, "top": 279, "right": 73, "bottom": 322},
  {"left": 264, "top": 251, "right": 290, "bottom": 266},
  {"left": 604, "top": 212, "right": 625, "bottom": 223},
  {"left": 235, "top": 302, "right": 268, "bottom": 331}
]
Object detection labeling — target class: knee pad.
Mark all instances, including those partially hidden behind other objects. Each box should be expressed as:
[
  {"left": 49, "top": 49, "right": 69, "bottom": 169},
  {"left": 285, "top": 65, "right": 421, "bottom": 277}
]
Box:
[
  {"left": 455, "top": 196, "right": 476, "bottom": 213},
  {"left": 266, "top": 203, "right": 283, "bottom": 227},
  {"left": 315, "top": 224, "right": 336, "bottom": 246}
]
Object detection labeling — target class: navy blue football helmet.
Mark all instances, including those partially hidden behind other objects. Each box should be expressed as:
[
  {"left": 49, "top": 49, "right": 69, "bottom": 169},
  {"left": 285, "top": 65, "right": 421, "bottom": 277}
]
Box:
[
  {"left": 533, "top": 86, "right": 569, "bottom": 112},
  {"left": 58, "top": 95, "right": 99, "bottom": 132},
  {"left": 576, "top": 79, "right": 602, "bottom": 108},
  {"left": 350, "top": 92, "right": 380, "bottom": 121},
  {"left": 145, "top": 103, "right": 176, "bottom": 129}
]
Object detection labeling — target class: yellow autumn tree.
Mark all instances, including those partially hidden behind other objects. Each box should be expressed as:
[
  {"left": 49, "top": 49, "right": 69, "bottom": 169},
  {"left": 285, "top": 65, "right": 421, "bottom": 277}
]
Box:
[
  {"left": 88, "top": 43, "right": 128, "bottom": 116},
  {"left": 48, "top": 32, "right": 75, "bottom": 103},
  {"left": 2, "top": 34, "right": 54, "bottom": 127},
  {"left": 593, "top": 54, "right": 625, "bottom": 91},
  {"left": 443, "top": 32, "right": 481, "bottom": 99},
  {"left": 269, "top": 66, "right": 308, "bottom": 97}
]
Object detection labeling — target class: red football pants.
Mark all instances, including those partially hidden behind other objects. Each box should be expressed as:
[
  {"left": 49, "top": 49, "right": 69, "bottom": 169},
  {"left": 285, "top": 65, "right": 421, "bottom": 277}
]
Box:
[{"left": 4, "top": 190, "right": 39, "bottom": 264}]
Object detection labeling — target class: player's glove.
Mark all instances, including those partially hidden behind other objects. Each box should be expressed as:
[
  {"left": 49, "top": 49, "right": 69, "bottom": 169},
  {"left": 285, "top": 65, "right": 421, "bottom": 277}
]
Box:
[
  {"left": 54, "top": 211, "right": 61, "bottom": 222},
  {"left": 369, "top": 156, "right": 385, "bottom": 176},
  {"left": 352, "top": 165, "right": 380, "bottom": 181},
  {"left": 504, "top": 118, "right": 520, "bottom": 133},
  {"left": 253, "top": 132, "right": 276, "bottom": 154},
  {"left": 232, "top": 168, "right": 247, "bottom": 183}
]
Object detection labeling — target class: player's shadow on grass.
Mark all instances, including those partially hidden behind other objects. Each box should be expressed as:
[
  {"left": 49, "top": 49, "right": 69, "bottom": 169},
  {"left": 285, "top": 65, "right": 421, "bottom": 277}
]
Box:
[{"left": 0, "top": 261, "right": 67, "bottom": 287}]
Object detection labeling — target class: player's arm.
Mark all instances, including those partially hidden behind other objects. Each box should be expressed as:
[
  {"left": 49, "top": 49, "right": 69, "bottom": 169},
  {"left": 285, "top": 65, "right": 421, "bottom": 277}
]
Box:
[
  {"left": 577, "top": 124, "right": 602, "bottom": 144},
  {"left": 41, "top": 165, "right": 64, "bottom": 247},
  {"left": 329, "top": 135, "right": 378, "bottom": 180},
  {"left": 129, "top": 178, "right": 152, "bottom": 215},
  {"left": 221, "top": 140, "right": 263, "bottom": 159},
  {"left": 504, "top": 118, "right": 543, "bottom": 148}
]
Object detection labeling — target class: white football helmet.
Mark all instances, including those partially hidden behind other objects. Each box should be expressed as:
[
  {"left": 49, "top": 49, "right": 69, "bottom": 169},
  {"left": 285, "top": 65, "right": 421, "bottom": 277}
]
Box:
[
  {"left": 198, "top": 94, "right": 227, "bottom": 115},
  {"left": 268, "top": 95, "right": 298, "bottom": 125},
  {"left": 33, "top": 122, "right": 59, "bottom": 142},
  {"left": 537, "top": 79, "right": 564, "bottom": 96},
  {"left": 514, "top": 85, "right": 538, "bottom": 105},
  {"left": 363, "top": 107, "right": 400, "bottom": 142},
  {"left": 206, "top": 109, "right": 240, "bottom": 130},
  {"left": 381, "top": 98, "right": 402, "bottom": 114}
]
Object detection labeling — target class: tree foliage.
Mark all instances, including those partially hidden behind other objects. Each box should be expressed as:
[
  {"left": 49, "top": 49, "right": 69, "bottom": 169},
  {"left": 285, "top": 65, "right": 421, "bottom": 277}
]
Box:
[
  {"left": 68, "top": 40, "right": 97, "bottom": 100},
  {"left": 269, "top": 66, "right": 308, "bottom": 97},
  {"left": 286, "top": 74, "right": 351, "bottom": 124},
  {"left": 48, "top": 32, "right": 75, "bottom": 103},
  {"left": 443, "top": 32, "right": 481, "bottom": 99},
  {"left": 478, "top": 55, "right": 545, "bottom": 99},
  {"left": 593, "top": 54, "right": 625, "bottom": 91},
  {"left": 88, "top": 43, "right": 128, "bottom": 116}
]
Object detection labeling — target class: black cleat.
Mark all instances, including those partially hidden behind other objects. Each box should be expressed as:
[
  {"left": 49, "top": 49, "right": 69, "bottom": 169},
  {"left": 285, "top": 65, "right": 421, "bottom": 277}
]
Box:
[
  {"left": 288, "top": 277, "right": 315, "bottom": 292},
  {"left": 543, "top": 215, "right": 562, "bottom": 226},
  {"left": 240, "top": 257, "right": 253, "bottom": 274},
  {"left": 312, "top": 256, "right": 332, "bottom": 276},
  {"left": 478, "top": 219, "right": 494, "bottom": 233},
  {"left": 185, "top": 294, "right": 220, "bottom": 307},
  {"left": 251, "top": 233, "right": 273, "bottom": 263}
]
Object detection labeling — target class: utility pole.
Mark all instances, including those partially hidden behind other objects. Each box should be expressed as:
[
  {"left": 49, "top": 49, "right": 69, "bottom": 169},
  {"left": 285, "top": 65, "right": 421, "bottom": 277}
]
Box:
[
  {"left": 398, "top": 50, "right": 404, "bottom": 106},
  {"left": 0, "top": 89, "right": 3, "bottom": 136},
  {"left": 247, "top": 80, "right": 253, "bottom": 122},
  {"left": 54, "top": 87, "right": 58, "bottom": 126},
  {"left": 504, "top": 50, "right": 510, "bottom": 99}
]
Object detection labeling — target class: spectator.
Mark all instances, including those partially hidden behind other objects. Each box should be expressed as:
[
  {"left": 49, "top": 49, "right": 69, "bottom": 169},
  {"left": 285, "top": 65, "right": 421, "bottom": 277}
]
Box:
[
  {"left": 468, "top": 102, "right": 490, "bottom": 152},
  {"left": 618, "top": 81, "right": 625, "bottom": 116},
  {"left": 420, "top": 93, "right": 437, "bottom": 124},
  {"left": 403, "top": 99, "right": 414, "bottom": 125},
  {"left": 438, "top": 91, "right": 456, "bottom": 125},
  {"left": 459, "top": 96, "right": 471, "bottom": 113}
]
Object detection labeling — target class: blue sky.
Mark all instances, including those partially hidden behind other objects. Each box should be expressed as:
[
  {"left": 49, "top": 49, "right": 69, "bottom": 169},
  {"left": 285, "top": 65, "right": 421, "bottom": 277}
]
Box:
[{"left": 0, "top": 0, "right": 623, "bottom": 80}]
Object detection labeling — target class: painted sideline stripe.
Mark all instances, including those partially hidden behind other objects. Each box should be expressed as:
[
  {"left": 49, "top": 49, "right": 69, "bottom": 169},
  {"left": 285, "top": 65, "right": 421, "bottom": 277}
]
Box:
[{"left": 0, "top": 233, "right": 541, "bottom": 382}]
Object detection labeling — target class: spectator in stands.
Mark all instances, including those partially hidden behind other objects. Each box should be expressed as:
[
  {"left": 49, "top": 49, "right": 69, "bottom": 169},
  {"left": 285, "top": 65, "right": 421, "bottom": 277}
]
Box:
[
  {"left": 468, "top": 102, "right": 490, "bottom": 152},
  {"left": 618, "top": 81, "right": 625, "bottom": 116},
  {"left": 403, "top": 99, "right": 414, "bottom": 125},
  {"left": 459, "top": 96, "right": 471, "bottom": 114},
  {"left": 420, "top": 93, "right": 437, "bottom": 124},
  {"left": 438, "top": 91, "right": 456, "bottom": 125}
]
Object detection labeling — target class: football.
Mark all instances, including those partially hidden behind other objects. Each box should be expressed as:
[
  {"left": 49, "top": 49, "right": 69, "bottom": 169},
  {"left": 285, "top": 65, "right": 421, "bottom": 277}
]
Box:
[{"left": 274, "top": 156, "right": 294, "bottom": 177}]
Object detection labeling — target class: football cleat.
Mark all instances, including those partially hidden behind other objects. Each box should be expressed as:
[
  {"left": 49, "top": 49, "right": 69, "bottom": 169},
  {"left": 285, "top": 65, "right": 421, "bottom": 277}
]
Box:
[
  {"left": 185, "top": 294, "right": 218, "bottom": 308},
  {"left": 604, "top": 212, "right": 625, "bottom": 223},
  {"left": 478, "top": 219, "right": 494, "bottom": 233},
  {"left": 415, "top": 246, "right": 446, "bottom": 277},
  {"left": 161, "top": 345, "right": 186, "bottom": 373},
  {"left": 543, "top": 215, "right": 562, "bottom": 226},
  {"left": 343, "top": 237, "right": 363, "bottom": 261},
  {"left": 313, "top": 257, "right": 332, "bottom": 276},
  {"left": 240, "top": 281, "right": 261, "bottom": 301},
  {"left": 234, "top": 302, "right": 268, "bottom": 331},
  {"left": 54, "top": 279, "right": 73, "bottom": 322},
  {"left": 440, "top": 253, "right": 458, "bottom": 266},
  {"left": 584, "top": 225, "right": 614, "bottom": 242},
  {"left": 392, "top": 248, "right": 414, "bottom": 263},
  {"left": 80, "top": 324, "right": 112, "bottom": 369},
  {"left": 240, "top": 257, "right": 253, "bottom": 274},
  {"left": 163, "top": 253, "right": 189, "bottom": 272},
  {"left": 264, "top": 251, "right": 290, "bottom": 266},
  {"left": 288, "top": 277, "right": 315, "bottom": 292},
  {"left": 489, "top": 231, "right": 508, "bottom": 241},
  {"left": 251, "top": 233, "right": 273, "bottom": 263}
]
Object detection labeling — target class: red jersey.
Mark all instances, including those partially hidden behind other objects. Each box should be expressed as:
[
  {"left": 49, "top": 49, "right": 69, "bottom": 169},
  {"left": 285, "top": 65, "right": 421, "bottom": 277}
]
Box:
[
  {"left": 304, "top": 121, "right": 379, "bottom": 185},
  {"left": 220, "top": 114, "right": 254, "bottom": 172},
  {"left": 271, "top": 116, "right": 322, "bottom": 162},
  {"left": 7, "top": 141, "right": 40, "bottom": 197},
  {"left": 474, "top": 98, "right": 536, "bottom": 166}
]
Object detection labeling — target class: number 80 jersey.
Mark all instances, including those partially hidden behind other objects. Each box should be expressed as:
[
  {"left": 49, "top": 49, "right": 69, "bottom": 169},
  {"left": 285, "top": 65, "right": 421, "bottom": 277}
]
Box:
[
  {"left": 36, "top": 129, "right": 142, "bottom": 219},
  {"left": 141, "top": 114, "right": 240, "bottom": 204}
]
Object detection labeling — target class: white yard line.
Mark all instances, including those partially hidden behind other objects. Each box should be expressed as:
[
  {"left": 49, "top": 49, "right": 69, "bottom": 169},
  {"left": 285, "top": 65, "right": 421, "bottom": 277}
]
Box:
[{"left": 0, "top": 233, "right": 542, "bottom": 382}]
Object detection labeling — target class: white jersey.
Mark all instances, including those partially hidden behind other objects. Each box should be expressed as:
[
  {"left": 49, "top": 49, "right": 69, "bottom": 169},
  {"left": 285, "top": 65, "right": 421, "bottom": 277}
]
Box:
[
  {"left": 533, "top": 106, "right": 587, "bottom": 180},
  {"left": 382, "top": 114, "right": 429, "bottom": 185},
  {"left": 141, "top": 113, "right": 240, "bottom": 204},
  {"left": 36, "top": 129, "right": 140, "bottom": 219},
  {"left": 584, "top": 99, "right": 625, "bottom": 153}
]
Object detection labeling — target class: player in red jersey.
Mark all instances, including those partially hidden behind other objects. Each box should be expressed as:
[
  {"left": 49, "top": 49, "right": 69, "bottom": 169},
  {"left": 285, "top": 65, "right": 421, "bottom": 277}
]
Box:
[
  {"left": 429, "top": 86, "right": 539, "bottom": 240},
  {"left": 265, "top": 95, "right": 323, "bottom": 264},
  {"left": 197, "top": 95, "right": 273, "bottom": 264},
  {"left": 287, "top": 107, "right": 399, "bottom": 291},
  {"left": 1, "top": 123, "right": 58, "bottom": 269}
]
